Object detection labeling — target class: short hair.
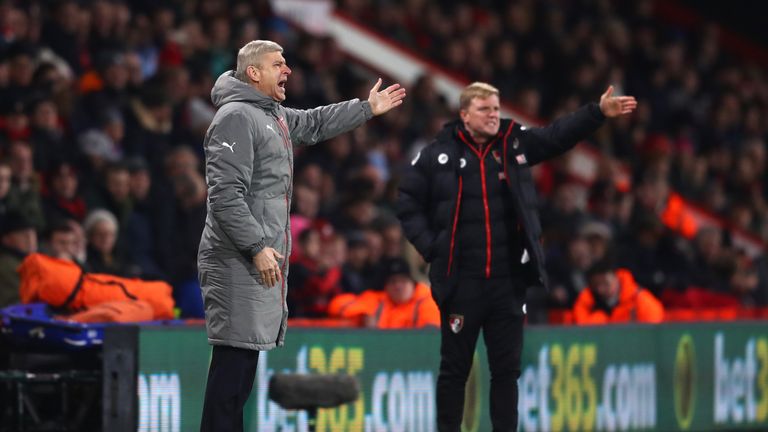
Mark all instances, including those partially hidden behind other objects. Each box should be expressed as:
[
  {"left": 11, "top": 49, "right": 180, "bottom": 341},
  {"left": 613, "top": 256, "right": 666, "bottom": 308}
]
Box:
[
  {"left": 235, "top": 40, "right": 283, "bottom": 82},
  {"left": 459, "top": 82, "right": 500, "bottom": 111},
  {"left": 586, "top": 258, "right": 616, "bottom": 280},
  {"left": 83, "top": 209, "right": 118, "bottom": 235},
  {"left": 47, "top": 220, "right": 74, "bottom": 238}
]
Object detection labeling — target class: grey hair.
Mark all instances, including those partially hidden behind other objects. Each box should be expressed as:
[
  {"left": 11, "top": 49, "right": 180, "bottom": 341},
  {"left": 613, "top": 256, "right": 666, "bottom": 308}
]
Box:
[
  {"left": 83, "top": 209, "right": 119, "bottom": 235},
  {"left": 235, "top": 40, "right": 284, "bottom": 82}
]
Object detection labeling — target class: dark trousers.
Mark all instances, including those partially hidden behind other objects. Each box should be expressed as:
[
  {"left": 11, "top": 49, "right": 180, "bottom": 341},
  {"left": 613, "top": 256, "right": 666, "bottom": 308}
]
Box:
[
  {"left": 200, "top": 345, "right": 260, "bottom": 432},
  {"left": 437, "top": 277, "right": 526, "bottom": 432}
]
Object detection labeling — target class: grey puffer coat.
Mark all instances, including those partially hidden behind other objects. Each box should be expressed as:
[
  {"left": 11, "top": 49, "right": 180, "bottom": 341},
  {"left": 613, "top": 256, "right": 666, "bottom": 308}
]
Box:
[{"left": 198, "top": 71, "right": 373, "bottom": 350}]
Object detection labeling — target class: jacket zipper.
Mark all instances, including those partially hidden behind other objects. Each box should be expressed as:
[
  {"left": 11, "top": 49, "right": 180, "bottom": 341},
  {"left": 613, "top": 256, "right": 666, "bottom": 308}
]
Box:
[
  {"left": 447, "top": 176, "right": 463, "bottom": 276},
  {"left": 458, "top": 131, "right": 496, "bottom": 279}
]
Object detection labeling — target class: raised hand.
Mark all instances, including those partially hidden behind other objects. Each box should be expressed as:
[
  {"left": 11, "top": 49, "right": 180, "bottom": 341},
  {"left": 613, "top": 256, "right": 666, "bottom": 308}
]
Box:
[
  {"left": 368, "top": 78, "right": 407, "bottom": 116},
  {"left": 599, "top": 85, "right": 637, "bottom": 118}
]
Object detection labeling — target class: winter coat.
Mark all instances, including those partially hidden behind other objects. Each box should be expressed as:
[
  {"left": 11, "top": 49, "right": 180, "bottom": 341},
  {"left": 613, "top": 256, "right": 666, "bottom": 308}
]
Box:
[
  {"left": 397, "top": 103, "right": 606, "bottom": 307},
  {"left": 198, "top": 71, "right": 373, "bottom": 350}
]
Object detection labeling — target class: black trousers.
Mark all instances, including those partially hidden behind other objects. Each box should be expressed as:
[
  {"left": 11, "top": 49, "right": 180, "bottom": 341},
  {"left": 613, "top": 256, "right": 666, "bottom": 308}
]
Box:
[
  {"left": 200, "top": 345, "right": 260, "bottom": 432},
  {"left": 437, "top": 276, "right": 526, "bottom": 432}
]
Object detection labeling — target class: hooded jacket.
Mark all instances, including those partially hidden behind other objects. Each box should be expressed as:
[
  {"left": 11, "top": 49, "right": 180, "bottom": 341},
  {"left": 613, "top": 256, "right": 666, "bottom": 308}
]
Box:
[{"left": 198, "top": 71, "right": 373, "bottom": 350}]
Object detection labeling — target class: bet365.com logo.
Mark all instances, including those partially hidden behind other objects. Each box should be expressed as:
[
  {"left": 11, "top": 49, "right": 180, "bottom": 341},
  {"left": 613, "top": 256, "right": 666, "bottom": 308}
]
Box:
[{"left": 674, "top": 334, "right": 696, "bottom": 430}]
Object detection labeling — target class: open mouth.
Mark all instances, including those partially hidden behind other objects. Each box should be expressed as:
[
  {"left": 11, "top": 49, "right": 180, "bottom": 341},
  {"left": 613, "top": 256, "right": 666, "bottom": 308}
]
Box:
[{"left": 278, "top": 79, "right": 287, "bottom": 89}]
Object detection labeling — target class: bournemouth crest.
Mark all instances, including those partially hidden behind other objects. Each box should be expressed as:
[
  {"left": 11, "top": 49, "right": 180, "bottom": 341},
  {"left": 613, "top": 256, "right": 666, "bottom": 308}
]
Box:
[{"left": 448, "top": 314, "right": 464, "bottom": 334}]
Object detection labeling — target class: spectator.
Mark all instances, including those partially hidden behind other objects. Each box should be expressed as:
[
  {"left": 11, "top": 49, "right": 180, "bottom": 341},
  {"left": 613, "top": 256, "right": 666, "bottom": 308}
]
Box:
[
  {"left": 77, "top": 124, "right": 122, "bottom": 178},
  {"left": 578, "top": 220, "right": 614, "bottom": 264},
  {"left": 328, "top": 257, "right": 440, "bottom": 328},
  {"left": 688, "top": 227, "right": 732, "bottom": 293},
  {"left": 43, "top": 221, "right": 78, "bottom": 262},
  {"left": 0, "top": 211, "right": 37, "bottom": 307},
  {"left": 42, "top": 161, "right": 87, "bottom": 224},
  {"left": 573, "top": 260, "right": 664, "bottom": 325},
  {"left": 124, "top": 156, "right": 166, "bottom": 279},
  {"left": 28, "top": 97, "right": 67, "bottom": 173},
  {"left": 83, "top": 209, "right": 136, "bottom": 277},
  {"left": 5, "top": 140, "right": 45, "bottom": 229},
  {"left": 288, "top": 229, "right": 343, "bottom": 318},
  {"left": 340, "top": 230, "right": 373, "bottom": 294},
  {"left": 546, "top": 235, "right": 594, "bottom": 309}
]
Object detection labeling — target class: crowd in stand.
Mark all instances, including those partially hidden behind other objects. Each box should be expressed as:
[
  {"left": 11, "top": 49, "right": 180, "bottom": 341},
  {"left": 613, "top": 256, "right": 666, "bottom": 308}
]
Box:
[
  {"left": 341, "top": 0, "right": 768, "bottom": 320},
  {"left": 1, "top": 0, "right": 767, "bottom": 324}
]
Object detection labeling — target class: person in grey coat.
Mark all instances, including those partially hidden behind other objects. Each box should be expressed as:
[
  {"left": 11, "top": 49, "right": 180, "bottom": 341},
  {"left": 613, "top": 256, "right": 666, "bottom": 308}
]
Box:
[{"left": 198, "top": 40, "right": 406, "bottom": 432}]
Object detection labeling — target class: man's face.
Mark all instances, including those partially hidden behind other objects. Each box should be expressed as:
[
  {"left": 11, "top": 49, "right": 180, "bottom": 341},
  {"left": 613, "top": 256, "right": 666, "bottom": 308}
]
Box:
[
  {"left": 589, "top": 272, "right": 619, "bottom": 305},
  {"left": 89, "top": 221, "right": 117, "bottom": 253},
  {"left": 252, "top": 51, "right": 291, "bottom": 102},
  {"left": 385, "top": 275, "right": 415, "bottom": 305},
  {"left": 106, "top": 169, "right": 131, "bottom": 202},
  {"left": 460, "top": 95, "right": 501, "bottom": 142},
  {"left": 50, "top": 230, "right": 77, "bottom": 260}
]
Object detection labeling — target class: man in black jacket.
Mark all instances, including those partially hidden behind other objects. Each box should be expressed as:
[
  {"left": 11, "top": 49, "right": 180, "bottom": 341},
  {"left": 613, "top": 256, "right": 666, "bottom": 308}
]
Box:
[{"left": 397, "top": 82, "right": 636, "bottom": 431}]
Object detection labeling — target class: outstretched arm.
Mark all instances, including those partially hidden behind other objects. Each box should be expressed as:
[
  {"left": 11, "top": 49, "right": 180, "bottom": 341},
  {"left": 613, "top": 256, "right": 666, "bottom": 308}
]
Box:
[
  {"left": 522, "top": 86, "right": 637, "bottom": 165},
  {"left": 283, "top": 78, "right": 406, "bottom": 146}
]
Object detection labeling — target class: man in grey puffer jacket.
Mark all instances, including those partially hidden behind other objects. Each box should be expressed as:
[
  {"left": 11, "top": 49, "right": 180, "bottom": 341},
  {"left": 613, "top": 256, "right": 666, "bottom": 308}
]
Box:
[{"left": 198, "top": 40, "right": 406, "bottom": 431}]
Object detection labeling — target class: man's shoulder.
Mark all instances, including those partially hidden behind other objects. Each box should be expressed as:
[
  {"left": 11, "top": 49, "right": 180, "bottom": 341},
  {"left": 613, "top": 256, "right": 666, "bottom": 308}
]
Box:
[{"left": 215, "top": 102, "right": 269, "bottom": 121}]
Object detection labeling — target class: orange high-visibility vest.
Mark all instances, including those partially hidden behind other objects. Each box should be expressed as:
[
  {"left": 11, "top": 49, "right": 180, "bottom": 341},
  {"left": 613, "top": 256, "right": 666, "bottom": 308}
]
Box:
[
  {"left": 573, "top": 269, "right": 664, "bottom": 325},
  {"left": 328, "top": 283, "right": 440, "bottom": 329}
]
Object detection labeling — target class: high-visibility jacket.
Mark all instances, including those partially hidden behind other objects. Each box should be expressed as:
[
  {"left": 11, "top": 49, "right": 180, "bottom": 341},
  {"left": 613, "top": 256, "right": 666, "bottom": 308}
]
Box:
[
  {"left": 573, "top": 269, "right": 664, "bottom": 325},
  {"left": 328, "top": 283, "right": 440, "bottom": 329}
]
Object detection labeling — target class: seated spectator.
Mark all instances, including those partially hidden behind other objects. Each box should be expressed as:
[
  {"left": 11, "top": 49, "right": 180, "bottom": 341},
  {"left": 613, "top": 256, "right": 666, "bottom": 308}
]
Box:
[
  {"left": 43, "top": 221, "right": 78, "bottom": 262},
  {"left": 42, "top": 161, "right": 87, "bottom": 224},
  {"left": 573, "top": 260, "right": 664, "bottom": 325},
  {"left": 288, "top": 228, "right": 343, "bottom": 318},
  {"left": 0, "top": 211, "right": 38, "bottom": 307},
  {"left": 83, "top": 209, "right": 137, "bottom": 277},
  {"left": 328, "top": 257, "right": 440, "bottom": 329},
  {"left": 340, "top": 231, "right": 372, "bottom": 294},
  {"left": 546, "top": 234, "right": 594, "bottom": 308},
  {"left": 5, "top": 140, "right": 45, "bottom": 229}
]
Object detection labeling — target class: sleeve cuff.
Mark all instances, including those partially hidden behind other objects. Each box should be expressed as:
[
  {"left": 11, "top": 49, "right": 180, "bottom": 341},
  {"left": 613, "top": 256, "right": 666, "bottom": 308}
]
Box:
[
  {"left": 361, "top": 100, "right": 374, "bottom": 120},
  {"left": 589, "top": 102, "right": 607, "bottom": 122},
  {"left": 248, "top": 240, "right": 266, "bottom": 258}
]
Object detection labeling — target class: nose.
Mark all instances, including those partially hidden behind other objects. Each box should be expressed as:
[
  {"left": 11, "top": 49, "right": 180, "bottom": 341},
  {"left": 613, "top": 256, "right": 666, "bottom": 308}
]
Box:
[{"left": 283, "top": 64, "right": 292, "bottom": 75}]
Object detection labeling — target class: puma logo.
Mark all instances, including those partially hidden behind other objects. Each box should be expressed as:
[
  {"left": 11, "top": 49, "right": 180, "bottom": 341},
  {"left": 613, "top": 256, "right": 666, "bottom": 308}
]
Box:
[
  {"left": 266, "top": 124, "right": 277, "bottom": 135},
  {"left": 222, "top": 141, "right": 236, "bottom": 152}
]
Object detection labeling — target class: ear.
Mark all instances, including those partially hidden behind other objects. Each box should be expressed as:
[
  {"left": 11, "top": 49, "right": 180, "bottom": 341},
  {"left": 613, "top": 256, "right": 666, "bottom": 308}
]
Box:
[
  {"left": 246, "top": 65, "right": 260, "bottom": 83},
  {"left": 459, "top": 109, "right": 469, "bottom": 123}
]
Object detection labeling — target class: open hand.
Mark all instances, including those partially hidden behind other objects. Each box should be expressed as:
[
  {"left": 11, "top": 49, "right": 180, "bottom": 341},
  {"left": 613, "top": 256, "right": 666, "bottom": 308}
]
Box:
[
  {"left": 599, "top": 85, "right": 637, "bottom": 118},
  {"left": 368, "top": 78, "right": 407, "bottom": 116},
  {"left": 253, "top": 247, "right": 284, "bottom": 287}
]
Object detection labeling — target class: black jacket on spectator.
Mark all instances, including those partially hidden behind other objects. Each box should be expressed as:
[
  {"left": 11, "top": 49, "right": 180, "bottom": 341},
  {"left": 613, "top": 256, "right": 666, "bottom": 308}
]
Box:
[{"left": 397, "top": 103, "right": 606, "bottom": 305}]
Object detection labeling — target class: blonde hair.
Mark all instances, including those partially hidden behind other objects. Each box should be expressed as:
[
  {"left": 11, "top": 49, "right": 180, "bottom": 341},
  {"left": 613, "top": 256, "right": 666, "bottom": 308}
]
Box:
[
  {"left": 235, "top": 40, "right": 284, "bottom": 82},
  {"left": 459, "top": 82, "right": 500, "bottom": 110}
]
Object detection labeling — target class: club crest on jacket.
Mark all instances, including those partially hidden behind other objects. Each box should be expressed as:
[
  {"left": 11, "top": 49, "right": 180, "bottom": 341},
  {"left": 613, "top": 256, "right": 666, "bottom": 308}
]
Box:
[{"left": 448, "top": 314, "right": 464, "bottom": 333}]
